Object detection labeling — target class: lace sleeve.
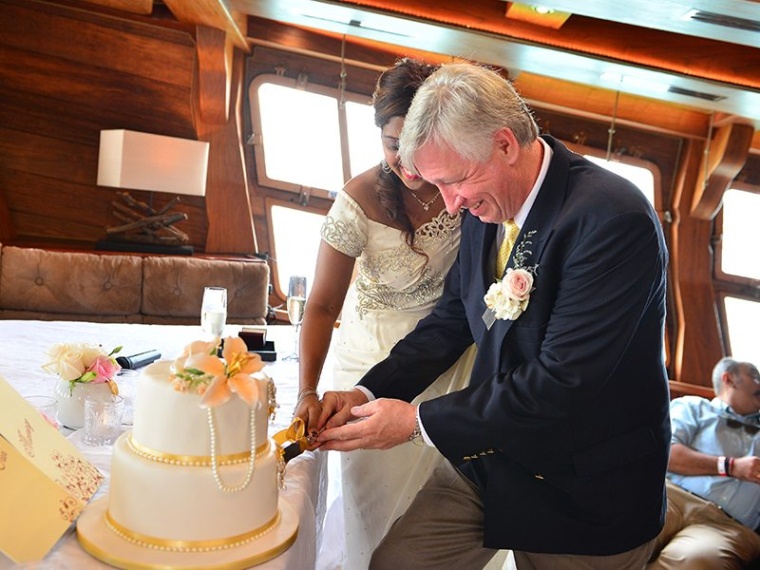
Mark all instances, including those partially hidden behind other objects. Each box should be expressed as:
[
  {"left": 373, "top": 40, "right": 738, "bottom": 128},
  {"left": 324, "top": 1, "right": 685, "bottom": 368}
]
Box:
[{"left": 320, "top": 191, "right": 368, "bottom": 258}]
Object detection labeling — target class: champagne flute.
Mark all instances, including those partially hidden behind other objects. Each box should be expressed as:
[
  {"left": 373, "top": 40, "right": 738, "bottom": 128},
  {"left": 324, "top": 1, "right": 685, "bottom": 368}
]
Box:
[
  {"left": 284, "top": 276, "right": 307, "bottom": 361},
  {"left": 201, "top": 286, "right": 227, "bottom": 339}
]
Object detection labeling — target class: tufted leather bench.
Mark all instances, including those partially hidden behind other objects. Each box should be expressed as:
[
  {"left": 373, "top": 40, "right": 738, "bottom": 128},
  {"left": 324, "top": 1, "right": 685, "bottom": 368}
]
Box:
[{"left": 0, "top": 245, "right": 270, "bottom": 325}]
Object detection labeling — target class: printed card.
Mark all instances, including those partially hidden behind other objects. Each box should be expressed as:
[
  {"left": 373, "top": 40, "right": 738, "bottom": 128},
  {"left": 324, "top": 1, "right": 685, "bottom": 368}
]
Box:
[{"left": 0, "top": 377, "right": 103, "bottom": 563}]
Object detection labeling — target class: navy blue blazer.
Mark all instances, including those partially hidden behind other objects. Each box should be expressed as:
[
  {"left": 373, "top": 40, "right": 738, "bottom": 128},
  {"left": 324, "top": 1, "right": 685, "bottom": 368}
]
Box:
[{"left": 359, "top": 136, "right": 671, "bottom": 555}]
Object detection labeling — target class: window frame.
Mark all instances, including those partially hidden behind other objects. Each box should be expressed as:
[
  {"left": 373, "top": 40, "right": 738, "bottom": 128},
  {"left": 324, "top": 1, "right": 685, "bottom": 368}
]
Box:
[
  {"left": 265, "top": 196, "right": 328, "bottom": 301},
  {"left": 247, "top": 73, "right": 374, "bottom": 201},
  {"left": 713, "top": 181, "right": 760, "bottom": 287},
  {"left": 712, "top": 180, "right": 760, "bottom": 356}
]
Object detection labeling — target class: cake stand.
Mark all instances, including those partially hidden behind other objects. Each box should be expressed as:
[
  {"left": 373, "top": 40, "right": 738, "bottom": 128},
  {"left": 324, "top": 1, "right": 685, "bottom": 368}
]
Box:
[{"left": 76, "top": 496, "right": 299, "bottom": 569}]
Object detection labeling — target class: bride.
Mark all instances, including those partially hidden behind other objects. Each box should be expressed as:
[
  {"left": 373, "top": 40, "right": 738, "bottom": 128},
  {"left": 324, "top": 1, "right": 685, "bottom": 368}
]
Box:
[{"left": 294, "top": 58, "right": 477, "bottom": 570}]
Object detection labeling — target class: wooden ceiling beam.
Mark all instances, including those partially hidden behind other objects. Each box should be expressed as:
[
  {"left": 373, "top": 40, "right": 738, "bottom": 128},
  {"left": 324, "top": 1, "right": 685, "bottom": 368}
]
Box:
[
  {"left": 79, "top": 0, "right": 153, "bottom": 15},
  {"left": 163, "top": 0, "right": 249, "bottom": 51},
  {"left": 690, "top": 122, "right": 755, "bottom": 219},
  {"left": 325, "top": 0, "right": 760, "bottom": 90},
  {"left": 503, "top": 2, "right": 571, "bottom": 29}
]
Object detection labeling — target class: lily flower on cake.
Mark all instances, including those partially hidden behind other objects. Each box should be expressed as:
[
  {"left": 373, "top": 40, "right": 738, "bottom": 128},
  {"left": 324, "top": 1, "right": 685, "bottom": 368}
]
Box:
[
  {"left": 171, "top": 336, "right": 265, "bottom": 408},
  {"left": 43, "top": 342, "right": 122, "bottom": 394}
]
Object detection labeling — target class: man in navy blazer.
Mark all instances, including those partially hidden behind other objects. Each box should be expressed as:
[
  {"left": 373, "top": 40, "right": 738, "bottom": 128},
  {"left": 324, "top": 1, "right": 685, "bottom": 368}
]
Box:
[{"left": 317, "top": 62, "right": 670, "bottom": 569}]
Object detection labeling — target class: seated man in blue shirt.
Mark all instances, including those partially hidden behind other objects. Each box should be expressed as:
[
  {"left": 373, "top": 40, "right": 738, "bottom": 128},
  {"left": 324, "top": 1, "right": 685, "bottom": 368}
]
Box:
[{"left": 647, "top": 357, "right": 760, "bottom": 569}]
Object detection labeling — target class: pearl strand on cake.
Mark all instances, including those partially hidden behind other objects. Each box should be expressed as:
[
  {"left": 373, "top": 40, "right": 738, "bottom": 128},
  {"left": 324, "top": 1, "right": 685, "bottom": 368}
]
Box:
[{"left": 208, "top": 406, "right": 257, "bottom": 493}]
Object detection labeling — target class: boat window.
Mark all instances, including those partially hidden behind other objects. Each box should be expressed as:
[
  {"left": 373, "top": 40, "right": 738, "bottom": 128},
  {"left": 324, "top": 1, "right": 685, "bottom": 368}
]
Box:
[
  {"left": 720, "top": 188, "right": 759, "bottom": 280},
  {"left": 269, "top": 204, "right": 324, "bottom": 297},
  {"left": 257, "top": 83, "right": 343, "bottom": 192},
  {"left": 715, "top": 185, "right": 760, "bottom": 360},
  {"left": 250, "top": 74, "right": 381, "bottom": 297},
  {"left": 249, "top": 74, "right": 380, "bottom": 200},
  {"left": 723, "top": 297, "right": 759, "bottom": 362}
]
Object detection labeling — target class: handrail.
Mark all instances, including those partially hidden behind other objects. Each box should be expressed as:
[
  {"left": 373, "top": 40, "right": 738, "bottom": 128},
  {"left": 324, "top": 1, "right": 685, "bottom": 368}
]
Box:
[{"left": 669, "top": 380, "right": 715, "bottom": 400}]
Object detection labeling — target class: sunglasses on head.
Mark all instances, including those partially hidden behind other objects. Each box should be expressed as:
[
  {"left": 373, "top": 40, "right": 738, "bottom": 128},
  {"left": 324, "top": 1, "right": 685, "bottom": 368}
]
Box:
[{"left": 722, "top": 416, "right": 760, "bottom": 436}]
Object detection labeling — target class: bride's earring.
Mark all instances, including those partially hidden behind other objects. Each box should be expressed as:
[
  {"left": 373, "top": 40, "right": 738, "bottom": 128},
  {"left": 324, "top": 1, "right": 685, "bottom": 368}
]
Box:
[{"left": 381, "top": 160, "right": 392, "bottom": 174}]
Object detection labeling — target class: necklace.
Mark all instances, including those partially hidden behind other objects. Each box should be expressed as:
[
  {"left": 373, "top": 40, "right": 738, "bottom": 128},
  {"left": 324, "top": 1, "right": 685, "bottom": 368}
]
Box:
[{"left": 408, "top": 189, "right": 441, "bottom": 211}]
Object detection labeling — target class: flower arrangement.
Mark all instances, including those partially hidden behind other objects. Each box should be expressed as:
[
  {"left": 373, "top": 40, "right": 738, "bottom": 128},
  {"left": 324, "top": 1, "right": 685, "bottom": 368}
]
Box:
[
  {"left": 171, "top": 336, "right": 265, "bottom": 408},
  {"left": 484, "top": 230, "right": 538, "bottom": 322},
  {"left": 43, "top": 342, "right": 122, "bottom": 394}
]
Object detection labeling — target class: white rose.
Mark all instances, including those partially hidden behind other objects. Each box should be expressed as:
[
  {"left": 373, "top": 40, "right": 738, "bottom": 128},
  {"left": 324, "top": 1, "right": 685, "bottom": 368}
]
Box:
[{"left": 44, "top": 343, "right": 87, "bottom": 381}]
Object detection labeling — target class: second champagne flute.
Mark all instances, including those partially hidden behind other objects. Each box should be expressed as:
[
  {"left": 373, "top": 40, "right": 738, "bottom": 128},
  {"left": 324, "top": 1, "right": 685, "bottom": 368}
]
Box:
[{"left": 285, "top": 276, "right": 307, "bottom": 361}]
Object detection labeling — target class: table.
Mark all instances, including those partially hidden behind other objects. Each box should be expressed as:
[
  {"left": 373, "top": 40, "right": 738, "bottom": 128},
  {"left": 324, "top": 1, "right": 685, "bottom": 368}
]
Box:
[{"left": 0, "top": 320, "right": 330, "bottom": 570}]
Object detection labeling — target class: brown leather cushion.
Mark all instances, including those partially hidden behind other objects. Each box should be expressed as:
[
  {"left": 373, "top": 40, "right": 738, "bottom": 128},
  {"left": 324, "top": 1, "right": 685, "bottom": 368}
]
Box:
[
  {"left": 0, "top": 246, "right": 142, "bottom": 317},
  {"left": 141, "top": 256, "right": 269, "bottom": 324}
]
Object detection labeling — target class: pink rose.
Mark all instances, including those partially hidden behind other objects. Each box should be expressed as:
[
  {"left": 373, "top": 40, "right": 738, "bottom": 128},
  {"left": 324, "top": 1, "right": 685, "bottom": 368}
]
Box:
[
  {"left": 85, "top": 355, "right": 120, "bottom": 383},
  {"left": 504, "top": 268, "right": 533, "bottom": 301}
]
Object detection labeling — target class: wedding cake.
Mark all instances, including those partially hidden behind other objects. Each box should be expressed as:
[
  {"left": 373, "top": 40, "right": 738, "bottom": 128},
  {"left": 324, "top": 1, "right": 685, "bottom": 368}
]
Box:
[{"left": 76, "top": 337, "right": 299, "bottom": 569}]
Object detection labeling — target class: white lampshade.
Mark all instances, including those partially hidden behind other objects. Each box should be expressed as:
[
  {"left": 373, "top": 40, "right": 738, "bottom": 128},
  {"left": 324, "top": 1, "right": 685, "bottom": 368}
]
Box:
[{"left": 97, "top": 130, "right": 209, "bottom": 197}]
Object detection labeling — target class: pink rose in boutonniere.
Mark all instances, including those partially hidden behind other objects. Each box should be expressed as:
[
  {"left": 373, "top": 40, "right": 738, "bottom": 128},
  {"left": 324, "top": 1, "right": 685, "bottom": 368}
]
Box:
[{"left": 483, "top": 230, "right": 538, "bottom": 325}]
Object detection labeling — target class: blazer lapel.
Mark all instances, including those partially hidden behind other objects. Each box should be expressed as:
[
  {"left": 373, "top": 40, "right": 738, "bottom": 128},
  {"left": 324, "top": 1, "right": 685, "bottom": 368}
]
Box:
[
  {"left": 510, "top": 136, "right": 572, "bottom": 271},
  {"left": 468, "top": 215, "right": 498, "bottom": 299}
]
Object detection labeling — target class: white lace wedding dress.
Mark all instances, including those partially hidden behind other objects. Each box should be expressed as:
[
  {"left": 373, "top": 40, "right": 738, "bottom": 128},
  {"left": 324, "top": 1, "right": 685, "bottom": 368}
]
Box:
[{"left": 319, "top": 190, "right": 479, "bottom": 569}]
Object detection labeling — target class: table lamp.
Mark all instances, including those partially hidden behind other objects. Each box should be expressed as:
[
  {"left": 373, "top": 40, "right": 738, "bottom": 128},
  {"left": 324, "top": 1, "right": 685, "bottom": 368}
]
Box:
[{"left": 96, "top": 129, "right": 210, "bottom": 254}]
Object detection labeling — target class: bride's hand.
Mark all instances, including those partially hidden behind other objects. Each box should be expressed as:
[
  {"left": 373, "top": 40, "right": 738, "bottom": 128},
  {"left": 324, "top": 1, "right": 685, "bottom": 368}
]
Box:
[{"left": 293, "top": 391, "right": 322, "bottom": 443}]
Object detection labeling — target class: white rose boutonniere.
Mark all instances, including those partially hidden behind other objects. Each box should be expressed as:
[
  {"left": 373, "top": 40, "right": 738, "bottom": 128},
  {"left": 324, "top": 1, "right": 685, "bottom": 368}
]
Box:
[{"left": 483, "top": 230, "right": 538, "bottom": 327}]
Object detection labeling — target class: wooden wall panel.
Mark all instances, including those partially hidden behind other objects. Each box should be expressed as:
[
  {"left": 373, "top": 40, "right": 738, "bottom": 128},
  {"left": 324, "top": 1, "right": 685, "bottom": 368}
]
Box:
[
  {"left": 0, "top": 1, "right": 194, "bottom": 85},
  {"left": 0, "top": 0, "right": 208, "bottom": 249},
  {"left": 0, "top": 128, "right": 99, "bottom": 183},
  {"left": 669, "top": 139, "right": 723, "bottom": 387},
  {"left": 0, "top": 45, "right": 195, "bottom": 137}
]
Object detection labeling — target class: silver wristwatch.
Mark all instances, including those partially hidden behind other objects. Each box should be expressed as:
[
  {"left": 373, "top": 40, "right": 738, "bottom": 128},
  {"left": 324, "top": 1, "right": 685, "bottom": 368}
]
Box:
[{"left": 409, "top": 414, "right": 423, "bottom": 445}]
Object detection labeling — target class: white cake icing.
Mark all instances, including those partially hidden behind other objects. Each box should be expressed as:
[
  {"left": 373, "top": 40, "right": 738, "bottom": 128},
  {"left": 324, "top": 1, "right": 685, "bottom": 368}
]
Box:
[
  {"left": 131, "top": 361, "right": 270, "bottom": 456},
  {"left": 106, "top": 358, "right": 281, "bottom": 550}
]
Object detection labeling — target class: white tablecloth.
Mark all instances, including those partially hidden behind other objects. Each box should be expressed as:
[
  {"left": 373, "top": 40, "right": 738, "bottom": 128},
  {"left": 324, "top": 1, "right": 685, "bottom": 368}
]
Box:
[{"left": 0, "top": 320, "right": 329, "bottom": 570}]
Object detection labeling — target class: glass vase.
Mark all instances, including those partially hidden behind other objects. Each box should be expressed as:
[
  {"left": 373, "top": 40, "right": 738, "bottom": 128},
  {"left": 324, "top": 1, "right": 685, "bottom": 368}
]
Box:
[{"left": 53, "top": 379, "right": 114, "bottom": 430}]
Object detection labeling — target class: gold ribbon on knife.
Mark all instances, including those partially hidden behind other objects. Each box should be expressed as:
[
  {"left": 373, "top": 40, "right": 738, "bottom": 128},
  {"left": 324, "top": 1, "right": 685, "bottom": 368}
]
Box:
[
  {"left": 272, "top": 417, "right": 309, "bottom": 464},
  {"left": 272, "top": 418, "right": 310, "bottom": 488}
]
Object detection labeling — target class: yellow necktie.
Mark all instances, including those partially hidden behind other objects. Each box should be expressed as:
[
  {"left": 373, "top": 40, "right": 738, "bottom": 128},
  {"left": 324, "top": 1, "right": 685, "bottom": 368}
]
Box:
[{"left": 495, "top": 219, "right": 520, "bottom": 278}]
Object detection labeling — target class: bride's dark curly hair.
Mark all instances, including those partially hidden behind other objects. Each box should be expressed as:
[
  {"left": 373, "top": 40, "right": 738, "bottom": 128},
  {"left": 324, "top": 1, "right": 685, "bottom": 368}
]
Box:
[{"left": 373, "top": 58, "right": 440, "bottom": 250}]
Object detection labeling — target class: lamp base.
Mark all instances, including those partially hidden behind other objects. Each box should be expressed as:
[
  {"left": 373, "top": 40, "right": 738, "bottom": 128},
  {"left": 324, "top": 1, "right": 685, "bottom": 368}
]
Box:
[{"left": 96, "top": 240, "right": 194, "bottom": 256}]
